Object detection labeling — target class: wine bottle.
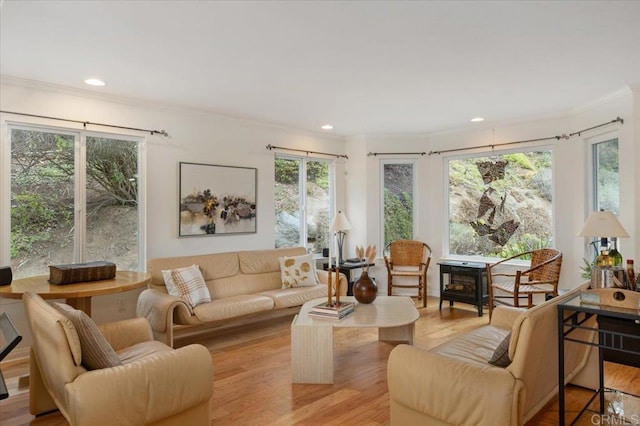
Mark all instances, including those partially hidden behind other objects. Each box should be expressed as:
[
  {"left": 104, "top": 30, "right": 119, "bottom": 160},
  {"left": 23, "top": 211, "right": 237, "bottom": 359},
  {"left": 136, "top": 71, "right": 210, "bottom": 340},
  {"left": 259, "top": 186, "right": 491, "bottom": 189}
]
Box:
[
  {"left": 596, "top": 237, "right": 614, "bottom": 267},
  {"left": 609, "top": 237, "right": 623, "bottom": 266}
]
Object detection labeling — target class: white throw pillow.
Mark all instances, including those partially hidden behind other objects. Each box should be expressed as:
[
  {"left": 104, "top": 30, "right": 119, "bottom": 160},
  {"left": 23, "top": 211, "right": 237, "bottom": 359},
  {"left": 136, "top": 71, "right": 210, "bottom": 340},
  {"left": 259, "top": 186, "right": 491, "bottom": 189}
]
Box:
[
  {"left": 279, "top": 254, "right": 319, "bottom": 289},
  {"left": 161, "top": 264, "right": 211, "bottom": 308}
]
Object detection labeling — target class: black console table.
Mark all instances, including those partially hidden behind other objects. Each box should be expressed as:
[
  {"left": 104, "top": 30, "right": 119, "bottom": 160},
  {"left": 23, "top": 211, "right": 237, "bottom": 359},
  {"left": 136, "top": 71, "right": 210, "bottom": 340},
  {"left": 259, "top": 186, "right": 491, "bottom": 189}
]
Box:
[
  {"left": 438, "top": 261, "right": 488, "bottom": 317},
  {"left": 558, "top": 293, "right": 640, "bottom": 425}
]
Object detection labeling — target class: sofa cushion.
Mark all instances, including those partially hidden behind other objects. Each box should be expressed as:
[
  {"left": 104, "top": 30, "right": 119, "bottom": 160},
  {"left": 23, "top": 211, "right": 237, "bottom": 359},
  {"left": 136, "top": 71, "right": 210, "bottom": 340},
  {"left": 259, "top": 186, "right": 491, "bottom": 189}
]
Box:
[
  {"left": 148, "top": 252, "right": 239, "bottom": 286},
  {"left": 53, "top": 303, "right": 122, "bottom": 370},
  {"left": 239, "top": 247, "right": 306, "bottom": 274},
  {"left": 279, "top": 254, "right": 319, "bottom": 288},
  {"left": 259, "top": 285, "right": 329, "bottom": 309},
  {"left": 193, "top": 294, "right": 274, "bottom": 322},
  {"left": 431, "top": 324, "right": 510, "bottom": 367},
  {"left": 162, "top": 265, "right": 211, "bottom": 308},
  {"left": 488, "top": 332, "right": 512, "bottom": 367}
]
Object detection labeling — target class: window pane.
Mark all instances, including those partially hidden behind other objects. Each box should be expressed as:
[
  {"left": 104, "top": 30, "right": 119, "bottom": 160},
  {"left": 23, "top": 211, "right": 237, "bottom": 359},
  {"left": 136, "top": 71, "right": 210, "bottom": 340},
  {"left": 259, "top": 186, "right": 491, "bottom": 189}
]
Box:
[
  {"left": 306, "top": 160, "right": 330, "bottom": 254},
  {"left": 10, "top": 129, "right": 75, "bottom": 278},
  {"left": 448, "top": 151, "right": 553, "bottom": 258},
  {"left": 593, "top": 139, "right": 619, "bottom": 214},
  {"left": 383, "top": 163, "right": 414, "bottom": 247},
  {"left": 85, "top": 136, "right": 139, "bottom": 270},
  {"left": 275, "top": 157, "right": 301, "bottom": 248}
]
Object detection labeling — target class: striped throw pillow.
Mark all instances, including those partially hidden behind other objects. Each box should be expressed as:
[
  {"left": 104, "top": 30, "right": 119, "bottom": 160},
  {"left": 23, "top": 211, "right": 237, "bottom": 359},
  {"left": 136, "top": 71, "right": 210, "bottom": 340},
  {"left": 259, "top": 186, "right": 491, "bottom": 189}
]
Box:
[
  {"left": 163, "top": 265, "right": 211, "bottom": 308},
  {"left": 53, "top": 303, "right": 122, "bottom": 370}
]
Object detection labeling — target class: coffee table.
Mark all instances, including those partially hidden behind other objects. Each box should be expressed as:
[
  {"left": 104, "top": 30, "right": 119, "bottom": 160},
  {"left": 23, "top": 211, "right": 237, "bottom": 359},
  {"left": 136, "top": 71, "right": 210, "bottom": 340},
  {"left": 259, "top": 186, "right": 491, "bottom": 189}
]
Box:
[{"left": 291, "top": 296, "right": 419, "bottom": 384}]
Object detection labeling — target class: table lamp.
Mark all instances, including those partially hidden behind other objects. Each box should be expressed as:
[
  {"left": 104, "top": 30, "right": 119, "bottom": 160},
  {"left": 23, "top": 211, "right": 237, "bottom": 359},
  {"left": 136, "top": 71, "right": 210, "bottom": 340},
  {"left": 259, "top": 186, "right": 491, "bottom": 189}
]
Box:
[
  {"left": 330, "top": 211, "right": 351, "bottom": 266},
  {"left": 578, "top": 210, "right": 629, "bottom": 240},
  {"left": 578, "top": 210, "right": 629, "bottom": 290}
]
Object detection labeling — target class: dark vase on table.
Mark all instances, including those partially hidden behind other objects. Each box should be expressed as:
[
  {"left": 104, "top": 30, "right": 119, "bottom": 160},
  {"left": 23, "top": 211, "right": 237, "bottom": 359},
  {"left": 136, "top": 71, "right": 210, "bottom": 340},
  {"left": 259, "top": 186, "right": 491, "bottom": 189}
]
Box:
[{"left": 353, "top": 271, "right": 377, "bottom": 304}]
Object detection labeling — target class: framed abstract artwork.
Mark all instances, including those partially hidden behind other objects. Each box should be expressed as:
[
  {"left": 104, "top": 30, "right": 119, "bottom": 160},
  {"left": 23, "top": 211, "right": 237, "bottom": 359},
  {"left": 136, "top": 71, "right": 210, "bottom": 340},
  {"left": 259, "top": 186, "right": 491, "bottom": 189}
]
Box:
[{"left": 179, "top": 162, "right": 257, "bottom": 236}]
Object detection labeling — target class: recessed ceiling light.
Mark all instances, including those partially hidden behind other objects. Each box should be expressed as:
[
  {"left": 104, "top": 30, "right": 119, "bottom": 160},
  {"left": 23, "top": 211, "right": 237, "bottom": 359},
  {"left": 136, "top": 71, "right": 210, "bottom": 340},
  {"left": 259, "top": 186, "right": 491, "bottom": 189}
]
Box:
[
  {"left": 470, "top": 117, "right": 485, "bottom": 122},
  {"left": 84, "top": 78, "right": 106, "bottom": 87},
  {"left": 321, "top": 124, "right": 334, "bottom": 130}
]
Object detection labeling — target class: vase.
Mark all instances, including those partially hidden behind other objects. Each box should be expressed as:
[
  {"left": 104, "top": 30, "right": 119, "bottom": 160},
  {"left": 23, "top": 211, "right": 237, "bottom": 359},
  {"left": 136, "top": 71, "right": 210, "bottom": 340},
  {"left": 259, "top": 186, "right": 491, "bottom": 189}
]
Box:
[{"left": 353, "top": 271, "right": 377, "bottom": 304}]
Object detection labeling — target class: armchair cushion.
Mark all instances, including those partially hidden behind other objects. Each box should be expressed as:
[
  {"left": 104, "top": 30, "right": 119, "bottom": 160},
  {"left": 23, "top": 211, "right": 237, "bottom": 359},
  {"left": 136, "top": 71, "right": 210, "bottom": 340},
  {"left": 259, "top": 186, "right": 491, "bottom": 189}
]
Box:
[{"left": 53, "top": 302, "right": 122, "bottom": 370}]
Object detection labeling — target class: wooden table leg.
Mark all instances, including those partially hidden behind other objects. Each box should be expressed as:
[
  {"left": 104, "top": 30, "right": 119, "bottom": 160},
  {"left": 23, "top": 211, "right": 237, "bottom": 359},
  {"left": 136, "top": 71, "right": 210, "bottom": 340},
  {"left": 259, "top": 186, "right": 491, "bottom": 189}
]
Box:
[
  {"left": 65, "top": 297, "right": 92, "bottom": 316},
  {"left": 379, "top": 323, "right": 414, "bottom": 345},
  {"left": 291, "top": 317, "right": 334, "bottom": 384}
]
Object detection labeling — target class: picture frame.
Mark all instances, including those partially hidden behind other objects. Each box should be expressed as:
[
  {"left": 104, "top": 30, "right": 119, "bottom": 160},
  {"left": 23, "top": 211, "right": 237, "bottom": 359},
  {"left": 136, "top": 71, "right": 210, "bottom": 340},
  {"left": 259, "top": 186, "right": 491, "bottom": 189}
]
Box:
[{"left": 179, "top": 162, "right": 257, "bottom": 237}]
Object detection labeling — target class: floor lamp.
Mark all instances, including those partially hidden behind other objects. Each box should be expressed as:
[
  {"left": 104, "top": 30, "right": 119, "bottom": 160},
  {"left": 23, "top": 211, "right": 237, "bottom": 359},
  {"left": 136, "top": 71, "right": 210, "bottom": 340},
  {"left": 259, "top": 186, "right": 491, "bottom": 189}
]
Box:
[{"left": 330, "top": 211, "right": 351, "bottom": 266}]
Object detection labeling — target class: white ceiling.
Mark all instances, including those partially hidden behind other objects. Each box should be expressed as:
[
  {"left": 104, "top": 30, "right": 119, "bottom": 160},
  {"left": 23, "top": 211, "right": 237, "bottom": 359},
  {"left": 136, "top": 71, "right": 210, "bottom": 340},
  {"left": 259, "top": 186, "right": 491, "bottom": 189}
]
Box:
[{"left": 1, "top": 1, "right": 640, "bottom": 137}]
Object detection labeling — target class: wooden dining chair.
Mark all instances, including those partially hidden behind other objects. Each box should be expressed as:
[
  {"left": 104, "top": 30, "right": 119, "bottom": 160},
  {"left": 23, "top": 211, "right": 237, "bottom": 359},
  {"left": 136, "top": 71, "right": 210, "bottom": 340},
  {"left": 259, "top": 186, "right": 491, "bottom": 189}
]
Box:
[
  {"left": 486, "top": 248, "right": 563, "bottom": 318},
  {"left": 384, "top": 240, "right": 432, "bottom": 308}
]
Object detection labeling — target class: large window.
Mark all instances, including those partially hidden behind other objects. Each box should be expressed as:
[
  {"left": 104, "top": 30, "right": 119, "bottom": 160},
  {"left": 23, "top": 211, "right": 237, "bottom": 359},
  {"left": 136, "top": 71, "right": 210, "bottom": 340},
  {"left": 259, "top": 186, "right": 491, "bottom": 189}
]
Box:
[
  {"left": 6, "top": 126, "right": 143, "bottom": 279},
  {"left": 592, "top": 138, "right": 619, "bottom": 214},
  {"left": 447, "top": 150, "right": 553, "bottom": 259},
  {"left": 381, "top": 161, "right": 416, "bottom": 247},
  {"left": 274, "top": 155, "right": 332, "bottom": 254}
]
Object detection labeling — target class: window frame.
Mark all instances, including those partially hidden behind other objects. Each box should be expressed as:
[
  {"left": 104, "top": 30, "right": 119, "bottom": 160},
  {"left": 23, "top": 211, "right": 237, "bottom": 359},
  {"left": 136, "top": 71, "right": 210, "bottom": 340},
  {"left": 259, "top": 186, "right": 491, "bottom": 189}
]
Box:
[
  {"left": 274, "top": 154, "right": 335, "bottom": 254},
  {"left": 1, "top": 122, "right": 146, "bottom": 272},
  {"left": 587, "top": 131, "right": 619, "bottom": 214},
  {"left": 443, "top": 146, "right": 555, "bottom": 263},
  {"left": 379, "top": 158, "right": 418, "bottom": 250}
]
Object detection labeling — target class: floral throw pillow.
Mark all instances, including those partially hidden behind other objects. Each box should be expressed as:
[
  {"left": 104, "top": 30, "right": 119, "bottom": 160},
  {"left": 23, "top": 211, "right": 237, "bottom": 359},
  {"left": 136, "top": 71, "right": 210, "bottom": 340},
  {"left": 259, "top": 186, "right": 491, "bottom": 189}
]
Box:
[
  {"left": 279, "top": 254, "right": 319, "bottom": 289},
  {"left": 161, "top": 264, "right": 211, "bottom": 308}
]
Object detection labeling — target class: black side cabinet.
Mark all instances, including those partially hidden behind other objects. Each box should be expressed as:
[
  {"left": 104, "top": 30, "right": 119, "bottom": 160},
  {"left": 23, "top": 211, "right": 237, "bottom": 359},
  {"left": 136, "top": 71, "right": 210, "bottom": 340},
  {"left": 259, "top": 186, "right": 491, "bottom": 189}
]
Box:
[{"left": 438, "top": 261, "right": 488, "bottom": 317}]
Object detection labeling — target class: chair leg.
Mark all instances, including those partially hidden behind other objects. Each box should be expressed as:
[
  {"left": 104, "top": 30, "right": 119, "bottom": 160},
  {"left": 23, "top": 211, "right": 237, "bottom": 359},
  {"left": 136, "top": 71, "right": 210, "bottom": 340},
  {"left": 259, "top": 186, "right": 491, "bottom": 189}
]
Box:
[
  {"left": 528, "top": 294, "right": 533, "bottom": 308},
  {"left": 421, "top": 277, "right": 426, "bottom": 308}
]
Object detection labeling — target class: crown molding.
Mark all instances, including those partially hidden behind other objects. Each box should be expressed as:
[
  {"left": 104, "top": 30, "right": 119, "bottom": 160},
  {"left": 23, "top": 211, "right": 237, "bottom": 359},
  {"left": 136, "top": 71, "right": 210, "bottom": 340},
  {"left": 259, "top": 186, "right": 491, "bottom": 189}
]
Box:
[{"left": 0, "top": 75, "right": 346, "bottom": 142}]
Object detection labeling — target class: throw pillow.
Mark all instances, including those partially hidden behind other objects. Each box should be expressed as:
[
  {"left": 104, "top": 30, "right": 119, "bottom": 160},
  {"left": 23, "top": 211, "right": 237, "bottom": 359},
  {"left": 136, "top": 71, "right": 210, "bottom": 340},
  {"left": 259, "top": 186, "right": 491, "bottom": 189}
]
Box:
[
  {"left": 53, "top": 302, "right": 122, "bottom": 370},
  {"left": 279, "top": 254, "right": 319, "bottom": 289},
  {"left": 488, "top": 332, "right": 512, "bottom": 367},
  {"left": 162, "top": 264, "right": 211, "bottom": 308}
]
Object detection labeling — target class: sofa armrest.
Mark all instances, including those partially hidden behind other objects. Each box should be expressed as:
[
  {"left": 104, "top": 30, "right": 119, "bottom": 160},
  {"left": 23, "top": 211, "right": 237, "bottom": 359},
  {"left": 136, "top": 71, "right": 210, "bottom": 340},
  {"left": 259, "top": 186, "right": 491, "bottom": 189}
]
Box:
[
  {"left": 137, "top": 288, "right": 192, "bottom": 332},
  {"left": 490, "top": 306, "right": 525, "bottom": 330},
  {"left": 316, "top": 270, "right": 348, "bottom": 296},
  {"left": 388, "top": 344, "right": 523, "bottom": 426},
  {"left": 66, "top": 344, "right": 213, "bottom": 425},
  {"left": 99, "top": 318, "right": 153, "bottom": 351}
]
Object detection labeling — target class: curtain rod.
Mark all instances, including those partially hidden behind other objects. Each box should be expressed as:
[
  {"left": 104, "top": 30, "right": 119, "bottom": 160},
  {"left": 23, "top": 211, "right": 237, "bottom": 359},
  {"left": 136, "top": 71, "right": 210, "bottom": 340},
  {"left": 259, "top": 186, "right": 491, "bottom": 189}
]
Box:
[
  {"left": 266, "top": 144, "right": 348, "bottom": 159},
  {"left": 427, "top": 117, "right": 623, "bottom": 156},
  {"left": 0, "top": 110, "right": 169, "bottom": 137},
  {"left": 367, "top": 151, "right": 426, "bottom": 157}
]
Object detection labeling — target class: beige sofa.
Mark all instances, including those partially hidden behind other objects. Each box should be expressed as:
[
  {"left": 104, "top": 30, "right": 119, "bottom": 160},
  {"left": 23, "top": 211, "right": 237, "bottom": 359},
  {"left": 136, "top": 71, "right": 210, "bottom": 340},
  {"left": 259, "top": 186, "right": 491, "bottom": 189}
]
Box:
[
  {"left": 387, "top": 283, "right": 596, "bottom": 426},
  {"left": 137, "top": 247, "right": 347, "bottom": 346}
]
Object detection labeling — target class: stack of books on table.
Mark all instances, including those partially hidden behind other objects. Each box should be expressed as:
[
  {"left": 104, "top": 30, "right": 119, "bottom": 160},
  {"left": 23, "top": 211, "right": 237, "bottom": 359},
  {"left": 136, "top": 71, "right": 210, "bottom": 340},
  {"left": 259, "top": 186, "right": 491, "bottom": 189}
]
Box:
[{"left": 308, "top": 301, "right": 355, "bottom": 320}]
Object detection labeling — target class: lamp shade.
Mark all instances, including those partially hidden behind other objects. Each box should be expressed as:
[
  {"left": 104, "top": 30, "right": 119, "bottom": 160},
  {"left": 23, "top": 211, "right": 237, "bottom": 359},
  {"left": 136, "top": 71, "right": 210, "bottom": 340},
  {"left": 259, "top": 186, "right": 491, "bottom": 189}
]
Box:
[
  {"left": 330, "top": 211, "right": 351, "bottom": 232},
  {"left": 578, "top": 211, "right": 629, "bottom": 238}
]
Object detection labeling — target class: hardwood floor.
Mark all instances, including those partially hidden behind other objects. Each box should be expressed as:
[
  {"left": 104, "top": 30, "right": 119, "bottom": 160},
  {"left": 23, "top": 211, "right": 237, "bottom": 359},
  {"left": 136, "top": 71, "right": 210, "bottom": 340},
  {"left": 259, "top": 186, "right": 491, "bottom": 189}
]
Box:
[{"left": 1, "top": 296, "right": 640, "bottom": 425}]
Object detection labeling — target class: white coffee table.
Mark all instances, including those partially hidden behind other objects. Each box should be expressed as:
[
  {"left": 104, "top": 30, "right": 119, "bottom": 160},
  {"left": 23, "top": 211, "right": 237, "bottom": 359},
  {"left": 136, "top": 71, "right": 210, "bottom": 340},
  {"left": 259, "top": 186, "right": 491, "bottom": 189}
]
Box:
[{"left": 291, "top": 296, "right": 419, "bottom": 384}]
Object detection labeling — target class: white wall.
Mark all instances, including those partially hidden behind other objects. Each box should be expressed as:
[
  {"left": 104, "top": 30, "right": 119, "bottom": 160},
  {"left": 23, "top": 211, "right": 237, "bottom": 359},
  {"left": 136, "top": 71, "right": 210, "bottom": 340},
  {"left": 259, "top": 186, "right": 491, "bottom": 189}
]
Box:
[
  {"left": 1, "top": 78, "right": 638, "bottom": 353},
  {"left": 347, "top": 87, "right": 639, "bottom": 299},
  {"left": 0, "top": 78, "right": 347, "bottom": 353}
]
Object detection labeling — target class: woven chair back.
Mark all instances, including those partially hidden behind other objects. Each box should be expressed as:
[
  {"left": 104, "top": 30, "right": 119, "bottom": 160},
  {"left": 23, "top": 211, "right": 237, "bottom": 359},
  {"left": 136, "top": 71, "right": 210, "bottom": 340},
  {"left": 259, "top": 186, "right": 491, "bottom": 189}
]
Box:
[
  {"left": 529, "top": 248, "right": 562, "bottom": 282},
  {"left": 389, "top": 240, "right": 428, "bottom": 267}
]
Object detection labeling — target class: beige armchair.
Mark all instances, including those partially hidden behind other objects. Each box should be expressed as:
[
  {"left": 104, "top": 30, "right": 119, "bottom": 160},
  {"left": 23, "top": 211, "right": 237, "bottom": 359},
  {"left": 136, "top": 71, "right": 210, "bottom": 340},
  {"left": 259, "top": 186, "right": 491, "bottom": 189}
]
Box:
[
  {"left": 23, "top": 291, "right": 213, "bottom": 425},
  {"left": 387, "top": 283, "right": 596, "bottom": 425}
]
